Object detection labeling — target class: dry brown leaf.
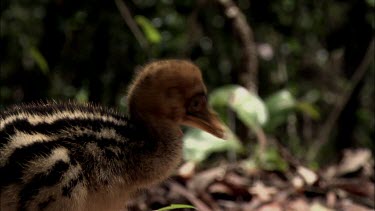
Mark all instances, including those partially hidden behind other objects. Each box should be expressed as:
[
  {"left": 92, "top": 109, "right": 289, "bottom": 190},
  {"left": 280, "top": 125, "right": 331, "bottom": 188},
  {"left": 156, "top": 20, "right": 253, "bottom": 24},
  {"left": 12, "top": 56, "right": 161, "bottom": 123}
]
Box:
[
  {"left": 326, "top": 191, "right": 337, "bottom": 208},
  {"left": 208, "top": 182, "right": 233, "bottom": 195},
  {"left": 292, "top": 175, "right": 305, "bottom": 191},
  {"left": 286, "top": 198, "right": 310, "bottom": 211},
  {"left": 258, "top": 202, "right": 283, "bottom": 211},
  {"left": 249, "top": 181, "right": 278, "bottom": 202},
  {"left": 337, "top": 149, "right": 372, "bottom": 176},
  {"left": 310, "top": 201, "right": 335, "bottom": 211},
  {"left": 297, "top": 166, "right": 318, "bottom": 185},
  {"left": 339, "top": 199, "right": 373, "bottom": 211},
  {"left": 188, "top": 166, "right": 226, "bottom": 194},
  {"left": 178, "top": 161, "right": 196, "bottom": 179},
  {"left": 224, "top": 171, "right": 250, "bottom": 187},
  {"left": 332, "top": 179, "right": 375, "bottom": 198}
]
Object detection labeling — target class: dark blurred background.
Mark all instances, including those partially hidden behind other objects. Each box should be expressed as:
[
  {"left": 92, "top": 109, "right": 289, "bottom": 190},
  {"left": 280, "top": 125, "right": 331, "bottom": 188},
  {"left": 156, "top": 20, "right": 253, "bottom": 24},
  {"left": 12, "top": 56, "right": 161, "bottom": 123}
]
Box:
[{"left": 0, "top": 0, "right": 374, "bottom": 165}]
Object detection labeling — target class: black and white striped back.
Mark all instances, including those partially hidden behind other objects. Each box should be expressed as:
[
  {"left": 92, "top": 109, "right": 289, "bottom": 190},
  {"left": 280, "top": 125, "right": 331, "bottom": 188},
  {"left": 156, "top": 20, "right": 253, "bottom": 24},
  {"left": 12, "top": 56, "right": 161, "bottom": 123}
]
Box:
[{"left": 0, "top": 102, "right": 144, "bottom": 211}]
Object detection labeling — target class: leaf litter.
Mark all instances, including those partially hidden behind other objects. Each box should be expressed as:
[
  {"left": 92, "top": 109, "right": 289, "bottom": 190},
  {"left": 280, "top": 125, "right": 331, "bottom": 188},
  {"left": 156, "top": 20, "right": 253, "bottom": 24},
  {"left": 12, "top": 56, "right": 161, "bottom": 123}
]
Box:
[{"left": 127, "top": 148, "right": 374, "bottom": 211}]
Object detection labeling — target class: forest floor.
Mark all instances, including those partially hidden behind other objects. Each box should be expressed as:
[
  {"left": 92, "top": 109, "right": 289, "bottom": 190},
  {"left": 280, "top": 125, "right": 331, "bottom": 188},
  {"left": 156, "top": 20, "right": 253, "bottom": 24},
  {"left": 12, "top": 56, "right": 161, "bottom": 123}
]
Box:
[{"left": 127, "top": 148, "right": 374, "bottom": 211}]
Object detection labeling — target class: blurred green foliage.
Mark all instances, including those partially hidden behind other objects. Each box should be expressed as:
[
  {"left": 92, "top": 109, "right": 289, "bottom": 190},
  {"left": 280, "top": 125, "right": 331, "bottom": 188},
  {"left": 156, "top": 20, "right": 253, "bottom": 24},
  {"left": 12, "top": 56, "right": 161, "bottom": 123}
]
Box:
[
  {"left": 135, "top": 15, "right": 162, "bottom": 44},
  {"left": 183, "top": 85, "right": 318, "bottom": 168},
  {"left": 183, "top": 126, "right": 242, "bottom": 163},
  {"left": 0, "top": 0, "right": 373, "bottom": 165},
  {"left": 210, "top": 85, "right": 268, "bottom": 128}
]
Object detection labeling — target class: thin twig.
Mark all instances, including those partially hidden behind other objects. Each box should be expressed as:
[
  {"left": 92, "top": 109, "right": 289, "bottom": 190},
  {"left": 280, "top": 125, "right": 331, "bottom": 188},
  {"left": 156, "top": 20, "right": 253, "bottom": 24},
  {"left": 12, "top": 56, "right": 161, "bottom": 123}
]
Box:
[
  {"left": 217, "top": 0, "right": 258, "bottom": 93},
  {"left": 253, "top": 126, "right": 267, "bottom": 154},
  {"left": 307, "top": 38, "right": 375, "bottom": 161},
  {"left": 114, "top": 0, "right": 148, "bottom": 49},
  {"left": 168, "top": 181, "right": 212, "bottom": 211},
  {"left": 217, "top": 0, "right": 260, "bottom": 149},
  {"left": 270, "top": 138, "right": 302, "bottom": 168}
]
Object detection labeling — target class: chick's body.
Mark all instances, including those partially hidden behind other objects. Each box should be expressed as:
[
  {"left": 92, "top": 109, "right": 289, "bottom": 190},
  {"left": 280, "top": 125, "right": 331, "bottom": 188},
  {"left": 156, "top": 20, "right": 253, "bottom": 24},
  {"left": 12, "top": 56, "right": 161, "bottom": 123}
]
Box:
[
  {"left": 0, "top": 103, "right": 182, "bottom": 210},
  {"left": 0, "top": 60, "right": 224, "bottom": 211}
]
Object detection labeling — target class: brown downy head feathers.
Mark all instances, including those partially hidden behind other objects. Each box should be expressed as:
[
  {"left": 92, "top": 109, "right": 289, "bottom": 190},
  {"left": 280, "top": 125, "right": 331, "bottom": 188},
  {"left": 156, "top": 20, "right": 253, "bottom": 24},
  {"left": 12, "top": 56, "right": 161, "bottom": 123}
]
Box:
[{"left": 127, "top": 59, "right": 225, "bottom": 138}]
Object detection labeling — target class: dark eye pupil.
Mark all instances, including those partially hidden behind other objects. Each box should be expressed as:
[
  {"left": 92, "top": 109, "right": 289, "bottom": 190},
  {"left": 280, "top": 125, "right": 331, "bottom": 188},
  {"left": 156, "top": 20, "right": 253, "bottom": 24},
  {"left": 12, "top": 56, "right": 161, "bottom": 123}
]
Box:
[
  {"left": 190, "top": 100, "right": 200, "bottom": 111},
  {"left": 190, "top": 98, "right": 201, "bottom": 111},
  {"left": 193, "top": 100, "right": 200, "bottom": 108},
  {"left": 188, "top": 94, "right": 207, "bottom": 112}
]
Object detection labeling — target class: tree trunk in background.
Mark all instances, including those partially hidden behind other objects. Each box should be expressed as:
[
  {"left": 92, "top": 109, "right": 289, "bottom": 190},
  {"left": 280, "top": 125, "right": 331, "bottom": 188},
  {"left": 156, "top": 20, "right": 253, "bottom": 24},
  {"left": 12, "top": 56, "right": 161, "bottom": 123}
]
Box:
[
  {"left": 217, "top": 0, "right": 258, "bottom": 93},
  {"left": 335, "top": 0, "right": 372, "bottom": 151},
  {"left": 217, "top": 0, "right": 259, "bottom": 144}
]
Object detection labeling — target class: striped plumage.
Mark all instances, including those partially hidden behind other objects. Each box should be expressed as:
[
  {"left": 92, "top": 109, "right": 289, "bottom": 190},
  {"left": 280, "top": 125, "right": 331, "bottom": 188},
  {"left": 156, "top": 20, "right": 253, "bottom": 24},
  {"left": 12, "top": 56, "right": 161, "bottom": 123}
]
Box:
[{"left": 0, "top": 60, "right": 224, "bottom": 211}]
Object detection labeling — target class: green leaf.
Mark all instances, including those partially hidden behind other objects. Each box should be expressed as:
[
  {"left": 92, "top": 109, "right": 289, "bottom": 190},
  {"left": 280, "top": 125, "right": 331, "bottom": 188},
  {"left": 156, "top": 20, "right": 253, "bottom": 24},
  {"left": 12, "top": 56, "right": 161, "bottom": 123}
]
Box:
[
  {"left": 264, "top": 90, "right": 296, "bottom": 131},
  {"left": 366, "top": 0, "right": 375, "bottom": 7},
  {"left": 135, "top": 15, "right": 162, "bottom": 44},
  {"left": 75, "top": 87, "right": 89, "bottom": 103},
  {"left": 155, "top": 204, "right": 196, "bottom": 211},
  {"left": 265, "top": 90, "right": 296, "bottom": 113},
  {"left": 29, "top": 47, "right": 49, "bottom": 74},
  {"left": 296, "top": 102, "right": 320, "bottom": 120},
  {"left": 183, "top": 127, "right": 242, "bottom": 162},
  {"left": 209, "top": 85, "right": 235, "bottom": 107},
  {"left": 257, "top": 146, "right": 288, "bottom": 172},
  {"left": 210, "top": 85, "right": 268, "bottom": 128}
]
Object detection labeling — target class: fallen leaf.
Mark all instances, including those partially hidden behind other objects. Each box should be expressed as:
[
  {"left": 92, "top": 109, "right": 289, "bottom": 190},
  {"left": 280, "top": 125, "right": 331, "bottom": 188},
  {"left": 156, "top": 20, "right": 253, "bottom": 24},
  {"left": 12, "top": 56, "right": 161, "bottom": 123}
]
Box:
[
  {"left": 188, "top": 166, "right": 226, "bottom": 194},
  {"left": 286, "top": 198, "right": 310, "bottom": 211},
  {"left": 178, "top": 161, "right": 196, "bottom": 179},
  {"left": 297, "top": 166, "right": 318, "bottom": 185},
  {"left": 208, "top": 182, "right": 233, "bottom": 195},
  {"left": 339, "top": 199, "right": 373, "bottom": 211},
  {"left": 258, "top": 202, "right": 283, "bottom": 211},
  {"left": 337, "top": 149, "right": 372, "bottom": 176},
  {"left": 292, "top": 175, "right": 305, "bottom": 190},
  {"left": 310, "top": 201, "right": 334, "bottom": 211},
  {"left": 326, "top": 191, "right": 337, "bottom": 208},
  {"left": 249, "top": 181, "right": 278, "bottom": 202}
]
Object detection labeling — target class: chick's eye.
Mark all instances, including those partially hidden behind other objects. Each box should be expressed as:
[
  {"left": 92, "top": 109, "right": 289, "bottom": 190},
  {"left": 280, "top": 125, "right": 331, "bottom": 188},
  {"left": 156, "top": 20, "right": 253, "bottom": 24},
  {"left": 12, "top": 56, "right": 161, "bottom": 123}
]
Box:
[{"left": 188, "top": 95, "right": 206, "bottom": 113}]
